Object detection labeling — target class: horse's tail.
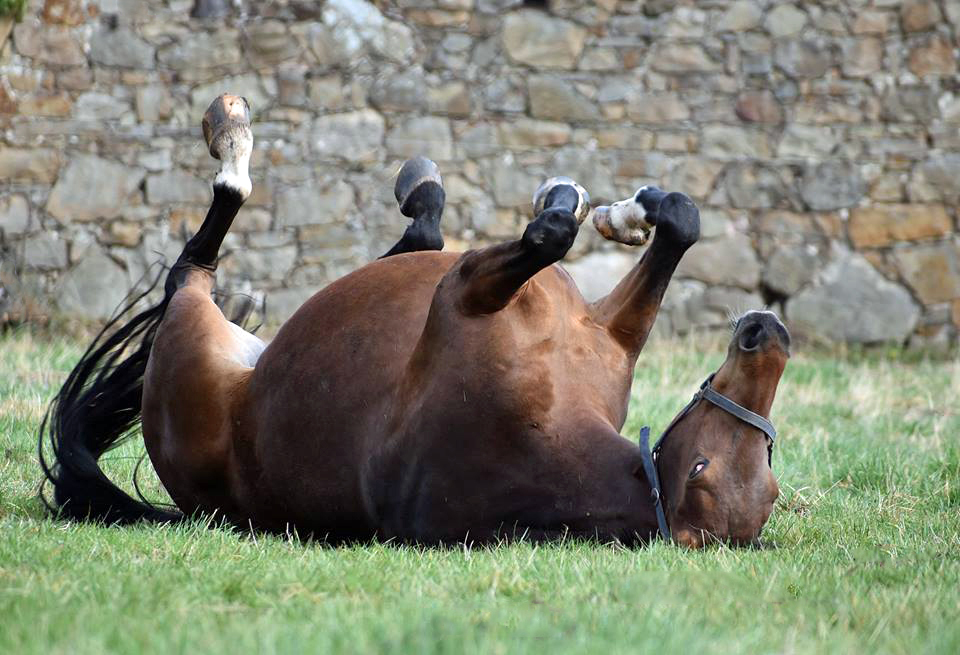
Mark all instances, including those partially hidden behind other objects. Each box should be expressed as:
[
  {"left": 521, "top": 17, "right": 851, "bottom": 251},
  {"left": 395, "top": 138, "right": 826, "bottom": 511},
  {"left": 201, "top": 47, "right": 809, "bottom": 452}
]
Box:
[
  {"left": 38, "top": 94, "right": 253, "bottom": 525},
  {"left": 38, "top": 275, "right": 182, "bottom": 524}
]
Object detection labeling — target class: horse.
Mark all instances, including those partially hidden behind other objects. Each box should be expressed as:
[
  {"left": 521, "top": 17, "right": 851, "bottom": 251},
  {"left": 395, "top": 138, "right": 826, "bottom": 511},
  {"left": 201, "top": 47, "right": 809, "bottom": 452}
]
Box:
[{"left": 39, "top": 95, "right": 790, "bottom": 547}]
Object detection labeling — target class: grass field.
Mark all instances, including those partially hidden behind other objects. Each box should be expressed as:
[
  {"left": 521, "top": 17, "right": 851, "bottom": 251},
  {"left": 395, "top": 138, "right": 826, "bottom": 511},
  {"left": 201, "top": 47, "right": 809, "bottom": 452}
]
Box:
[{"left": 0, "top": 329, "right": 958, "bottom": 654}]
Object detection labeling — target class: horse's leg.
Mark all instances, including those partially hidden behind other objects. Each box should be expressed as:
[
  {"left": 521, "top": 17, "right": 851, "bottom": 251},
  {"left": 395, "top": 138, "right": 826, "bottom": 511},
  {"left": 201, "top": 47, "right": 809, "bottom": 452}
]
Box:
[
  {"left": 38, "top": 95, "right": 259, "bottom": 524},
  {"left": 591, "top": 187, "right": 700, "bottom": 355},
  {"left": 380, "top": 157, "right": 445, "bottom": 258},
  {"left": 456, "top": 178, "right": 589, "bottom": 315},
  {"left": 142, "top": 95, "right": 264, "bottom": 517}
]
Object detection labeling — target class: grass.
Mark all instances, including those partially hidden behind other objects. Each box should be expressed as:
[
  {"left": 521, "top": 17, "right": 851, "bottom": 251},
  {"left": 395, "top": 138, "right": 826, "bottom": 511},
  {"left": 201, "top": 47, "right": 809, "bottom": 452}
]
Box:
[{"left": 0, "top": 329, "right": 958, "bottom": 654}]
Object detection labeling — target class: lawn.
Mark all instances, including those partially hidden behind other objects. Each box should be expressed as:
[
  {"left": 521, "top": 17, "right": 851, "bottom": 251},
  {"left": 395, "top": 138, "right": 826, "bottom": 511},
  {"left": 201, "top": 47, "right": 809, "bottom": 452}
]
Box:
[{"left": 0, "top": 329, "right": 957, "bottom": 654}]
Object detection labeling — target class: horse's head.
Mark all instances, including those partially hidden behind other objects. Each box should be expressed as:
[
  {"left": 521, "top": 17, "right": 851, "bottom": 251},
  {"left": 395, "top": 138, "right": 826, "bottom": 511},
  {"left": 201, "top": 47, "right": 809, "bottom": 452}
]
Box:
[{"left": 652, "top": 310, "right": 790, "bottom": 548}]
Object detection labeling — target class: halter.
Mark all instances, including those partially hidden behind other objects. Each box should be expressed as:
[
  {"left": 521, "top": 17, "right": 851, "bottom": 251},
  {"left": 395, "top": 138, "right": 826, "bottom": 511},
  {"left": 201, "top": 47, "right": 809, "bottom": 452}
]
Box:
[{"left": 637, "top": 373, "right": 777, "bottom": 542}]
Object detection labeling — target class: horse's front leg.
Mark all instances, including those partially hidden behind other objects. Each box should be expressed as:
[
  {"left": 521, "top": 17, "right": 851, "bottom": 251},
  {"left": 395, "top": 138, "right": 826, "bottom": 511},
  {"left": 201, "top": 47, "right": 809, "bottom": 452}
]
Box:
[
  {"left": 456, "top": 178, "right": 589, "bottom": 315},
  {"left": 591, "top": 187, "right": 701, "bottom": 356}
]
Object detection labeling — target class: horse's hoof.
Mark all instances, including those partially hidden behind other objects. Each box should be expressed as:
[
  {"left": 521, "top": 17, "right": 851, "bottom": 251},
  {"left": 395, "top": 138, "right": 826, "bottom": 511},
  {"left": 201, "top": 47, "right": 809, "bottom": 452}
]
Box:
[
  {"left": 532, "top": 177, "right": 590, "bottom": 225},
  {"left": 202, "top": 94, "right": 253, "bottom": 199},
  {"left": 395, "top": 156, "right": 444, "bottom": 219},
  {"left": 202, "top": 94, "right": 252, "bottom": 161},
  {"left": 588, "top": 186, "right": 658, "bottom": 246}
]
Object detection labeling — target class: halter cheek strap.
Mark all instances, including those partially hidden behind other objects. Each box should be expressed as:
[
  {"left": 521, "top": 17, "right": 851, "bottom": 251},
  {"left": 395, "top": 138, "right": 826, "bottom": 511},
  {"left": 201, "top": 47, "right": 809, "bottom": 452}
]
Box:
[
  {"left": 638, "top": 426, "right": 670, "bottom": 541},
  {"left": 638, "top": 373, "right": 778, "bottom": 543}
]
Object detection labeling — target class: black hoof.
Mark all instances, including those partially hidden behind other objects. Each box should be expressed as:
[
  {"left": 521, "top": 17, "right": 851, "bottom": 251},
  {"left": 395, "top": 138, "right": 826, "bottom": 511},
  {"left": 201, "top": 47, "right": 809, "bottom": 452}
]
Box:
[
  {"left": 653, "top": 192, "right": 700, "bottom": 249},
  {"left": 395, "top": 156, "right": 445, "bottom": 220},
  {"left": 522, "top": 207, "right": 579, "bottom": 263},
  {"left": 381, "top": 157, "right": 446, "bottom": 258}
]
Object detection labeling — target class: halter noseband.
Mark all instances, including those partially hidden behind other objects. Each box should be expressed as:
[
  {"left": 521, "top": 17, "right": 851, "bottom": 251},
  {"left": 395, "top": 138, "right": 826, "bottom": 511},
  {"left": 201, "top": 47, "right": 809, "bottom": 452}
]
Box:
[{"left": 638, "top": 373, "right": 777, "bottom": 542}]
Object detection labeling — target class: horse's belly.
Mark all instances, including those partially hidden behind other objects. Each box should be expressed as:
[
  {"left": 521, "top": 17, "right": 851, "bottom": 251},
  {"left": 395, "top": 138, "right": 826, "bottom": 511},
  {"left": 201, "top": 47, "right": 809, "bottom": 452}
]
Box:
[{"left": 239, "top": 252, "right": 457, "bottom": 536}]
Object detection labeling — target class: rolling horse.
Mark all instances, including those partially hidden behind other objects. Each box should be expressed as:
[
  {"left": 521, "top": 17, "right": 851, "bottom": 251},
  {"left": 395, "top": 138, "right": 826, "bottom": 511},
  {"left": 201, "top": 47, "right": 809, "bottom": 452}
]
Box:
[{"left": 39, "top": 96, "right": 790, "bottom": 548}]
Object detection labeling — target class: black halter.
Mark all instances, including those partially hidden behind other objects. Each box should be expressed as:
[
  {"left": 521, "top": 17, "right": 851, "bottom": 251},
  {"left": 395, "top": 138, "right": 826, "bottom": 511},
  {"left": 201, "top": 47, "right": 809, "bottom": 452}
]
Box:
[{"left": 638, "top": 373, "right": 777, "bottom": 542}]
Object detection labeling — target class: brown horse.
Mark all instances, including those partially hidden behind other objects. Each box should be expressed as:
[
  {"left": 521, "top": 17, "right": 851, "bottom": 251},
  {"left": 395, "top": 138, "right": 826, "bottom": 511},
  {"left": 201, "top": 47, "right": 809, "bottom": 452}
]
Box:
[{"left": 39, "top": 96, "right": 789, "bottom": 547}]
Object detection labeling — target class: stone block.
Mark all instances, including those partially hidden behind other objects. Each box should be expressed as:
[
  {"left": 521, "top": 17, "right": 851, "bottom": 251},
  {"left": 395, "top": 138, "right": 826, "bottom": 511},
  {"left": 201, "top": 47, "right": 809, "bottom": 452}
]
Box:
[
  {"left": 89, "top": 27, "right": 156, "bottom": 68},
  {"left": 528, "top": 76, "right": 600, "bottom": 122},
  {"left": 734, "top": 90, "right": 783, "bottom": 124},
  {"left": 701, "top": 125, "right": 772, "bottom": 158},
  {"left": 485, "top": 154, "right": 540, "bottom": 208},
  {"left": 13, "top": 21, "right": 85, "bottom": 66},
  {"left": 912, "top": 155, "right": 960, "bottom": 203},
  {"left": 777, "top": 125, "right": 837, "bottom": 159},
  {"left": 135, "top": 86, "right": 175, "bottom": 122},
  {"left": 717, "top": 1, "right": 762, "bottom": 32},
  {"left": 386, "top": 116, "right": 454, "bottom": 160},
  {"left": 311, "top": 110, "right": 385, "bottom": 163},
  {"left": 901, "top": 0, "right": 941, "bottom": 32},
  {"left": 23, "top": 233, "right": 68, "bottom": 270},
  {"left": 0, "top": 148, "right": 61, "bottom": 183},
  {"left": 724, "top": 163, "right": 789, "bottom": 210},
  {"left": 800, "top": 162, "right": 865, "bottom": 211},
  {"left": 0, "top": 195, "right": 31, "bottom": 237},
  {"left": 852, "top": 10, "right": 890, "bottom": 35},
  {"left": 786, "top": 247, "right": 919, "bottom": 343},
  {"left": 848, "top": 204, "right": 952, "bottom": 248},
  {"left": 158, "top": 30, "right": 242, "bottom": 70},
  {"left": 675, "top": 233, "right": 761, "bottom": 290},
  {"left": 763, "top": 244, "right": 820, "bottom": 296},
  {"left": 74, "top": 92, "right": 131, "bottom": 120},
  {"left": 774, "top": 40, "right": 831, "bottom": 78},
  {"left": 146, "top": 171, "right": 211, "bottom": 206},
  {"left": 842, "top": 38, "right": 883, "bottom": 77},
  {"left": 46, "top": 155, "right": 146, "bottom": 223},
  {"left": 625, "top": 93, "right": 691, "bottom": 123},
  {"left": 765, "top": 4, "right": 807, "bottom": 37},
  {"left": 276, "top": 181, "right": 356, "bottom": 227},
  {"left": 502, "top": 10, "right": 586, "bottom": 69},
  {"left": 56, "top": 247, "right": 131, "bottom": 320},
  {"left": 908, "top": 35, "right": 957, "bottom": 76},
  {"left": 246, "top": 20, "right": 301, "bottom": 66},
  {"left": 224, "top": 245, "right": 298, "bottom": 281},
  {"left": 668, "top": 157, "right": 724, "bottom": 200},
  {"left": 498, "top": 118, "right": 570, "bottom": 147},
  {"left": 427, "top": 82, "right": 472, "bottom": 117},
  {"left": 650, "top": 43, "right": 721, "bottom": 73},
  {"left": 893, "top": 242, "right": 960, "bottom": 304}
]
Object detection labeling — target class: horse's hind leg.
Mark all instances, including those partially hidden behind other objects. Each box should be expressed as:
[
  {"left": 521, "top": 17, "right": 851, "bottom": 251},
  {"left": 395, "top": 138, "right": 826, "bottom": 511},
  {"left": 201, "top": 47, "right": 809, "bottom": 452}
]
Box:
[
  {"left": 455, "top": 178, "right": 590, "bottom": 315},
  {"left": 380, "top": 157, "right": 445, "bottom": 258},
  {"left": 166, "top": 95, "right": 253, "bottom": 295},
  {"left": 142, "top": 96, "right": 265, "bottom": 517}
]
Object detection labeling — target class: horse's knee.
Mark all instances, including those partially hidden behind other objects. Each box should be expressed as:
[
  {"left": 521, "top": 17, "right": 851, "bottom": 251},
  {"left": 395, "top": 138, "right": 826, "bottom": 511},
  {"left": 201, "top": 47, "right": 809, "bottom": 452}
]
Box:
[{"left": 522, "top": 207, "right": 579, "bottom": 264}]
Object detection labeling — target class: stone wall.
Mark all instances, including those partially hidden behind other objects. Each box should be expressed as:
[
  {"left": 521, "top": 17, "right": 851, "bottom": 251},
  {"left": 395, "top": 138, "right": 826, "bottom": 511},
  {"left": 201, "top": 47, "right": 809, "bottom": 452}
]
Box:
[{"left": 1, "top": 0, "right": 958, "bottom": 345}]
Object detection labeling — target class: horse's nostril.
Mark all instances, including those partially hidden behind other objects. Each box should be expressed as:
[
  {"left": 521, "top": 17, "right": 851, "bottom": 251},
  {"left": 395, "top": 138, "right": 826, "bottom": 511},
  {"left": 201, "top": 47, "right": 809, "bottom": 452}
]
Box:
[{"left": 739, "top": 322, "right": 765, "bottom": 351}]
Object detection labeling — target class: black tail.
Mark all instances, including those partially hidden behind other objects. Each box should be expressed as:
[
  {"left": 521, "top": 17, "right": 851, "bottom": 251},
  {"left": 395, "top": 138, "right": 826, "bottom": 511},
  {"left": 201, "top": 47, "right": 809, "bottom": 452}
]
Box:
[{"left": 38, "top": 272, "right": 182, "bottom": 524}]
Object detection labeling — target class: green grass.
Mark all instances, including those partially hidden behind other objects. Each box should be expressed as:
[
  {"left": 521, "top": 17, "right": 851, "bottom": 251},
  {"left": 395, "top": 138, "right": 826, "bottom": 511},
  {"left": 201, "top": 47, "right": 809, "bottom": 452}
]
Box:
[{"left": 1, "top": 329, "right": 958, "bottom": 654}]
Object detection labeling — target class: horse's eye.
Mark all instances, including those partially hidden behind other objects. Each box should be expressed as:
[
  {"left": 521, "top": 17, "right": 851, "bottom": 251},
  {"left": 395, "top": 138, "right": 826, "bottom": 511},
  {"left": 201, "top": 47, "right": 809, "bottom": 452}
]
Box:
[{"left": 689, "top": 460, "right": 709, "bottom": 479}]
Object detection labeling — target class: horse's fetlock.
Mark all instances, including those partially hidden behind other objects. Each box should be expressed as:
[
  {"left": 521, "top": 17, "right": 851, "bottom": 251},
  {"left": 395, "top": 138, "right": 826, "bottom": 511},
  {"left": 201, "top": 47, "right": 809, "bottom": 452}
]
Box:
[
  {"left": 523, "top": 208, "right": 579, "bottom": 261},
  {"left": 655, "top": 192, "right": 700, "bottom": 250}
]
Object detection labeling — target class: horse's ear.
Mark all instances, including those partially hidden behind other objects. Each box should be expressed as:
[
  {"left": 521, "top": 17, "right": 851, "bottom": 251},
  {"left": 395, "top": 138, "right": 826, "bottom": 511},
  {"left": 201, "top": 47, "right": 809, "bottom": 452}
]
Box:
[{"left": 533, "top": 177, "right": 590, "bottom": 224}]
